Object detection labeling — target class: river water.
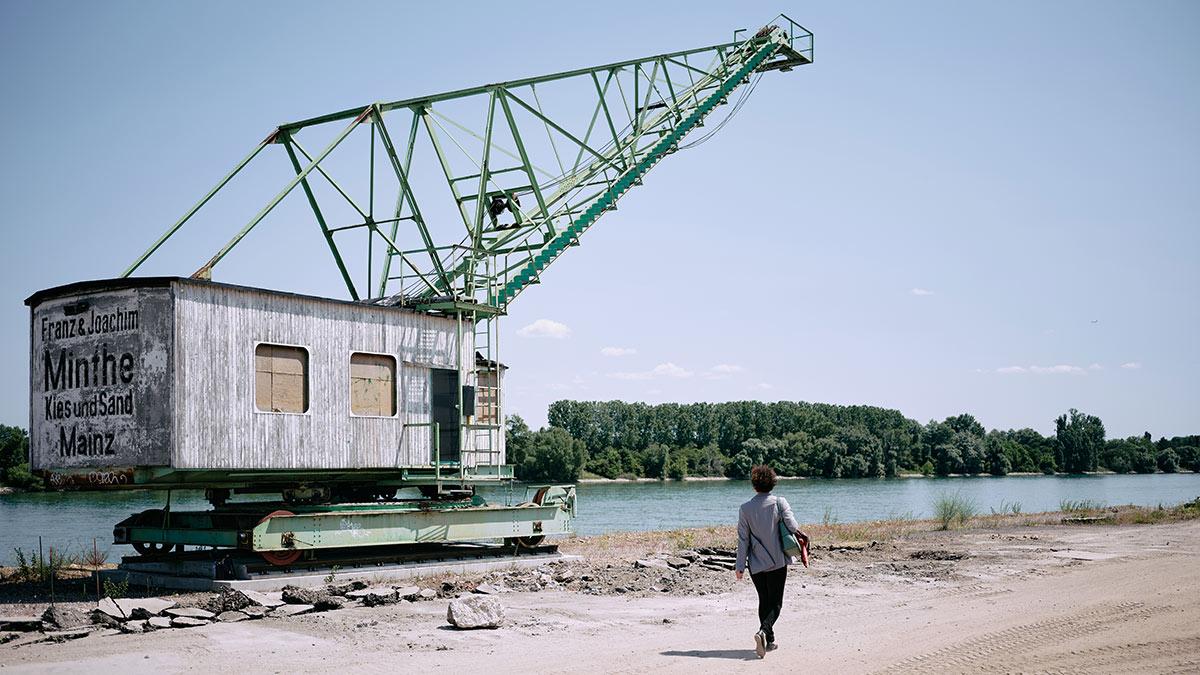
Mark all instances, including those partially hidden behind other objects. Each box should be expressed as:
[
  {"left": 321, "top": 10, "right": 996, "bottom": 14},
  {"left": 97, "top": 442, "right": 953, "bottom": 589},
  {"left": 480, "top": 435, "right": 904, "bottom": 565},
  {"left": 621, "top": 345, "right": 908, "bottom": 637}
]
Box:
[{"left": 1, "top": 473, "right": 1197, "bottom": 565}]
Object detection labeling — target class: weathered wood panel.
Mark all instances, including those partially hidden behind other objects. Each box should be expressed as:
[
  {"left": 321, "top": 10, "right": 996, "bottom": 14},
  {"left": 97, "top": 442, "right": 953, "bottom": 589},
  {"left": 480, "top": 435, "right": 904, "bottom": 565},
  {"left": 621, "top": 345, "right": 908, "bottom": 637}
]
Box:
[
  {"left": 173, "top": 282, "right": 473, "bottom": 470},
  {"left": 28, "top": 287, "right": 173, "bottom": 470}
]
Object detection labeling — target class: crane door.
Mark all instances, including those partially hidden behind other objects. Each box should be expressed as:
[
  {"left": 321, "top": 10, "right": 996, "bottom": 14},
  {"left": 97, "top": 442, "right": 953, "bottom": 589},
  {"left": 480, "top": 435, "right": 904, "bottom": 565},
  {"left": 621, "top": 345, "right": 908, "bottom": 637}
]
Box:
[{"left": 430, "top": 368, "right": 461, "bottom": 462}]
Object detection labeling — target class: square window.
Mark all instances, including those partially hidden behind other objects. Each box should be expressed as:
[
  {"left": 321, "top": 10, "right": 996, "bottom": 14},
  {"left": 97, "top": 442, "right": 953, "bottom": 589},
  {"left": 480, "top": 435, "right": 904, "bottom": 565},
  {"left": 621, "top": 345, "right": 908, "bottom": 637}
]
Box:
[
  {"left": 255, "top": 344, "right": 309, "bottom": 413},
  {"left": 350, "top": 352, "right": 397, "bottom": 417}
]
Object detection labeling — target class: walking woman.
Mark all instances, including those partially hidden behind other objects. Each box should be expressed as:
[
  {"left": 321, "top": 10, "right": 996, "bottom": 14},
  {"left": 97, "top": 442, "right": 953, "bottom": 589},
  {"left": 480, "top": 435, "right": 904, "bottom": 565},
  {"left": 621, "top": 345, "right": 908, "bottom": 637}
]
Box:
[{"left": 735, "top": 464, "right": 809, "bottom": 659}]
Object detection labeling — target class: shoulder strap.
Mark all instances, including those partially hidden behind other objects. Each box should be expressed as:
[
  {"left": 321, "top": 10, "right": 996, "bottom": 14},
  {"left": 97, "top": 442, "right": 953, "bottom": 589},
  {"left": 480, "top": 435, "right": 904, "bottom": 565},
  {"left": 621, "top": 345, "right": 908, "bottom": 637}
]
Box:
[{"left": 775, "top": 495, "right": 792, "bottom": 534}]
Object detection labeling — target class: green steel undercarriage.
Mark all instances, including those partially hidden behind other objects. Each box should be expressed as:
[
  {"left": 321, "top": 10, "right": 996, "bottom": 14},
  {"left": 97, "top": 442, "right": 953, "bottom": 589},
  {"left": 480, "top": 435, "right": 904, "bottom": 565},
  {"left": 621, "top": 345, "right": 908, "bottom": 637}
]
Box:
[{"left": 112, "top": 484, "right": 576, "bottom": 567}]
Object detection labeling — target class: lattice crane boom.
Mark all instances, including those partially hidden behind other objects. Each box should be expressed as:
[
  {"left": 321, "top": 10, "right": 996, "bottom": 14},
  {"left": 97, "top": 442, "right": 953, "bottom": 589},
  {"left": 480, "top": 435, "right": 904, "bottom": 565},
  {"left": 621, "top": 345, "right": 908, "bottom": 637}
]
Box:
[{"left": 122, "top": 15, "right": 813, "bottom": 312}]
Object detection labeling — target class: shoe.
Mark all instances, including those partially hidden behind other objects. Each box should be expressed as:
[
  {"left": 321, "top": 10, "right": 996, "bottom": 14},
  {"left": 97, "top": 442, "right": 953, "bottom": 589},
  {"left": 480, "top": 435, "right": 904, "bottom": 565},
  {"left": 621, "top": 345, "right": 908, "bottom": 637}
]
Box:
[
  {"left": 754, "top": 631, "right": 766, "bottom": 659},
  {"left": 766, "top": 643, "right": 778, "bottom": 652}
]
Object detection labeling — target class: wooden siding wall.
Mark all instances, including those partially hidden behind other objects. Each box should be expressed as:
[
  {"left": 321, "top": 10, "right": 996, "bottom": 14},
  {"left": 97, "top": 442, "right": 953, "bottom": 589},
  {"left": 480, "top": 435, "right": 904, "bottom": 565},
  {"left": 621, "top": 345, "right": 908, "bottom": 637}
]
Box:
[{"left": 173, "top": 283, "right": 475, "bottom": 470}]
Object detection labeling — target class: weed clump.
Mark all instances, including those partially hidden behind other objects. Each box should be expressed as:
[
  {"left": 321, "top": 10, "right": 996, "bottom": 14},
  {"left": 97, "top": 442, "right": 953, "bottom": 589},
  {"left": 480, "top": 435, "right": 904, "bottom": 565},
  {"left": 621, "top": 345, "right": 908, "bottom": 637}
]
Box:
[{"left": 933, "top": 492, "right": 977, "bottom": 530}]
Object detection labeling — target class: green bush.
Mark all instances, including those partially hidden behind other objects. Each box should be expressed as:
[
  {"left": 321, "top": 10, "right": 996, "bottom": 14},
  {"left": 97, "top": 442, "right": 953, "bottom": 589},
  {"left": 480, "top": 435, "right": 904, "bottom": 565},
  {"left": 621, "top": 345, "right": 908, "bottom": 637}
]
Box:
[
  {"left": 103, "top": 577, "right": 130, "bottom": 599},
  {"left": 516, "top": 427, "right": 588, "bottom": 483},
  {"left": 666, "top": 455, "right": 687, "bottom": 480},
  {"left": 1157, "top": 449, "right": 1180, "bottom": 474},
  {"left": 933, "top": 492, "right": 977, "bottom": 530},
  {"left": 2, "top": 463, "right": 43, "bottom": 491}
]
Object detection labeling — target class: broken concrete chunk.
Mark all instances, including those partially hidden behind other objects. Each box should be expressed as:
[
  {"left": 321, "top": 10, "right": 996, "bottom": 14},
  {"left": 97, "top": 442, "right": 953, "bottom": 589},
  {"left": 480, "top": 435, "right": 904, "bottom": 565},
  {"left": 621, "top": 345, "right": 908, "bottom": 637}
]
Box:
[
  {"left": 395, "top": 586, "right": 422, "bottom": 601},
  {"left": 272, "top": 604, "right": 314, "bottom": 617},
  {"left": 666, "top": 557, "right": 691, "bottom": 569},
  {"left": 119, "top": 621, "right": 147, "bottom": 634},
  {"left": 216, "top": 611, "right": 249, "bottom": 623},
  {"left": 635, "top": 559, "right": 670, "bottom": 570},
  {"left": 42, "top": 605, "right": 92, "bottom": 630},
  {"left": 281, "top": 585, "right": 322, "bottom": 605},
  {"left": 241, "top": 606, "right": 268, "bottom": 619},
  {"left": 239, "top": 589, "right": 286, "bottom": 608},
  {"left": 0, "top": 616, "right": 46, "bottom": 632},
  {"left": 326, "top": 580, "right": 368, "bottom": 596},
  {"left": 165, "top": 607, "right": 215, "bottom": 620},
  {"left": 206, "top": 589, "right": 252, "bottom": 614},
  {"left": 90, "top": 610, "right": 122, "bottom": 628},
  {"left": 347, "top": 588, "right": 398, "bottom": 607},
  {"left": 170, "top": 616, "right": 209, "bottom": 628},
  {"left": 146, "top": 617, "right": 173, "bottom": 630},
  {"left": 446, "top": 596, "right": 504, "bottom": 629},
  {"left": 95, "top": 597, "right": 126, "bottom": 621},
  {"left": 418, "top": 589, "right": 437, "bottom": 601},
  {"left": 44, "top": 627, "right": 94, "bottom": 642},
  {"left": 116, "top": 597, "right": 176, "bottom": 620},
  {"left": 553, "top": 570, "right": 575, "bottom": 583}
]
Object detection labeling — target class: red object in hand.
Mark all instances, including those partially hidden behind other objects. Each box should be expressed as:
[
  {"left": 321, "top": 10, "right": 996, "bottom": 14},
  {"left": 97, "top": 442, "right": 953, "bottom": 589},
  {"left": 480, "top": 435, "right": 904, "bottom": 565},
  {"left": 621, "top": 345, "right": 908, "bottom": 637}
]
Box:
[{"left": 800, "top": 539, "right": 810, "bottom": 568}]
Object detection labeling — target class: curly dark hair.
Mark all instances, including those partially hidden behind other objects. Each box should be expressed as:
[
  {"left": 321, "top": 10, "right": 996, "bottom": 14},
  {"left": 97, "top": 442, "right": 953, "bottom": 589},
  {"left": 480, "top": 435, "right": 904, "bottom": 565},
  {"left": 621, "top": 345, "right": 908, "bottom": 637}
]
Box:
[{"left": 750, "top": 465, "right": 777, "bottom": 493}]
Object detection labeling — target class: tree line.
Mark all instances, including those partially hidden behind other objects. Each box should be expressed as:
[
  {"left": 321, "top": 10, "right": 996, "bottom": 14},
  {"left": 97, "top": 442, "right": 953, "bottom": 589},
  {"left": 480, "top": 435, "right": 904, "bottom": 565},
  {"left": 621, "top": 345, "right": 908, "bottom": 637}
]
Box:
[
  {"left": 504, "top": 400, "right": 1199, "bottom": 483},
  {"left": 3, "top": 404, "right": 1197, "bottom": 489}
]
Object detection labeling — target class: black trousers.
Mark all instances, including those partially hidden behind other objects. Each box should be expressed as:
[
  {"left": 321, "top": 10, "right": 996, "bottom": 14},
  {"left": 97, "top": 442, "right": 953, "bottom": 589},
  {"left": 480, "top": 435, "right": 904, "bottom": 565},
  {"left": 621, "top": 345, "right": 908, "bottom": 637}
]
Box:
[{"left": 750, "top": 565, "right": 787, "bottom": 642}]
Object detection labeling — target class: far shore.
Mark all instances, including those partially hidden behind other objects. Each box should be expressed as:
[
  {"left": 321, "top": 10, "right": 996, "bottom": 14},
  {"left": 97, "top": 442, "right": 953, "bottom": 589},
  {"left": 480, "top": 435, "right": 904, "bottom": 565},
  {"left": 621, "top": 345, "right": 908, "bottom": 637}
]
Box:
[{"left": 577, "top": 470, "right": 1144, "bottom": 483}]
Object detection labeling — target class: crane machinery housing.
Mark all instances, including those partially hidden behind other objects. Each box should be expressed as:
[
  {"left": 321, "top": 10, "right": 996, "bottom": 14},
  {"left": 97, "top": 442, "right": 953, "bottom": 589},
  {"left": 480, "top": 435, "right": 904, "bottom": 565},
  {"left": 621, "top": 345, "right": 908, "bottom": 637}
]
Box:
[{"left": 24, "top": 16, "right": 813, "bottom": 574}]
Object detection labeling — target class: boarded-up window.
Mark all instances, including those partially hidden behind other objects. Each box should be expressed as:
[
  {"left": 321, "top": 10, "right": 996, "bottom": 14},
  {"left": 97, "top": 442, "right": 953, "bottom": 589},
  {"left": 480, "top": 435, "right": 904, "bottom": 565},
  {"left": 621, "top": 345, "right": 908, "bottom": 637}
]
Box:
[
  {"left": 350, "top": 352, "right": 396, "bottom": 417},
  {"left": 476, "top": 370, "right": 499, "bottom": 424},
  {"left": 255, "top": 344, "right": 309, "bottom": 413}
]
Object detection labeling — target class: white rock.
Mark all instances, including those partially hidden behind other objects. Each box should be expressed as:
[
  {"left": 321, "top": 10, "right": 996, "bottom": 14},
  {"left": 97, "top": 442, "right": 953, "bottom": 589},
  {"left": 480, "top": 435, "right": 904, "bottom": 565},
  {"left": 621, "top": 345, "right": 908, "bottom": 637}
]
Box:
[{"left": 446, "top": 596, "right": 504, "bottom": 629}]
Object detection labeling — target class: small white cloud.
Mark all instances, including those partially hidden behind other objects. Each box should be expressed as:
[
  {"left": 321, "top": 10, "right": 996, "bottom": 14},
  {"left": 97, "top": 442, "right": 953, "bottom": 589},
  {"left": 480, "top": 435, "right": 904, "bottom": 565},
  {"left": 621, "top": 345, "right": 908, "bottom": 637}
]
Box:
[
  {"left": 755, "top": 382, "right": 774, "bottom": 390},
  {"left": 1088, "top": 363, "right": 1104, "bottom": 371},
  {"left": 609, "top": 362, "right": 693, "bottom": 380},
  {"left": 1120, "top": 361, "right": 1142, "bottom": 370},
  {"left": 910, "top": 288, "right": 935, "bottom": 296},
  {"left": 600, "top": 347, "right": 637, "bottom": 357},
  {"left": 703, "top": 363, "right": 746, "bottom": 380},
  {"left": 1030, "top": 365, "right": 1086, "bottom": 375},
  {"left": 517, "top": 319, "right": 571, "bottom": 339},
  {"left": 997, "top": 364, "right": 1086, "bottom": 375},
  {"left": 651, "top": 362, "right": 692, "bottom": 378}
]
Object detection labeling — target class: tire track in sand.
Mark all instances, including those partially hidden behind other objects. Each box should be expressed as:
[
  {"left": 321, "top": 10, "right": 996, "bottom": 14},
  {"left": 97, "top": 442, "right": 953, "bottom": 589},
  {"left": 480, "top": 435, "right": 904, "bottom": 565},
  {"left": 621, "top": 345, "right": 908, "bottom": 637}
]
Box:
[{"left": 873, "top": 601, "right": 1157, "bottom": 674}]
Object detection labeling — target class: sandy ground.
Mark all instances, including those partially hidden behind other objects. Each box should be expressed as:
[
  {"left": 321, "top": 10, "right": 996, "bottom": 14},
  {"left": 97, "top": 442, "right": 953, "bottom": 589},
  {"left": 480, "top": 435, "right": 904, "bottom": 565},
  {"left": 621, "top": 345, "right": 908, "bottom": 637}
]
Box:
[{"left": 2, "top": 519, "right": 1199, "bottom": 674}]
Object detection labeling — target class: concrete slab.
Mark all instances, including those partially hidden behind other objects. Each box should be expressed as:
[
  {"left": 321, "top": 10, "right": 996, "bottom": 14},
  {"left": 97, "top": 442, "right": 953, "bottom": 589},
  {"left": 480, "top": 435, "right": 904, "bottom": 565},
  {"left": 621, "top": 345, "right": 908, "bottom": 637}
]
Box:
[
  {"left": 100, "top": 551, "right": 573, "bottom": 592},
  {"left": 214, "top": 552, "right": 573, "bottom": 592}
]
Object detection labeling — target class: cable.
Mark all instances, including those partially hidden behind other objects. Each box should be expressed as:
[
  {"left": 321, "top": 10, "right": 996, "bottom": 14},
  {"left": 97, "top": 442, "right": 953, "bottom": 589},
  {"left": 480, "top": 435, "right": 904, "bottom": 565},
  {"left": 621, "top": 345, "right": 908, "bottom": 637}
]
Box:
[{"left": 676, "top": 70, "right": 764, "bottom": 151}]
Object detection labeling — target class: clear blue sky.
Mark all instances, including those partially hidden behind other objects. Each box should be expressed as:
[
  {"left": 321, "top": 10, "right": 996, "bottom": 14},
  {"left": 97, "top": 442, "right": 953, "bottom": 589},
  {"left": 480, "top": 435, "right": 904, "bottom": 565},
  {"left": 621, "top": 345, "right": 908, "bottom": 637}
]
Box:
[{"left": 2, "top": 1, "right": 1196, "bottom": 439}]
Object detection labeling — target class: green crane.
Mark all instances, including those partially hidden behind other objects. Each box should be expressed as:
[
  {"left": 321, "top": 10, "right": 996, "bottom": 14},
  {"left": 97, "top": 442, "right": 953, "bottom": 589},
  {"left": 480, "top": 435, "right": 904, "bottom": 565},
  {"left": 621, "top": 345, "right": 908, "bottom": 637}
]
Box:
[{"left": 121, "top": 15, "right": 812, "bottom": 311}]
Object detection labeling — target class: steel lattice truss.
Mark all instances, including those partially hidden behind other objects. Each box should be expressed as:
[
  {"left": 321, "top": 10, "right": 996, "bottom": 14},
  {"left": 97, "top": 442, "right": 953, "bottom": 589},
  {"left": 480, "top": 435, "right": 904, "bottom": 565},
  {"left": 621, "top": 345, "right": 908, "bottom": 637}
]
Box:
[{"left": 124, "top": 16, "right": 812, "bottom": 311}]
